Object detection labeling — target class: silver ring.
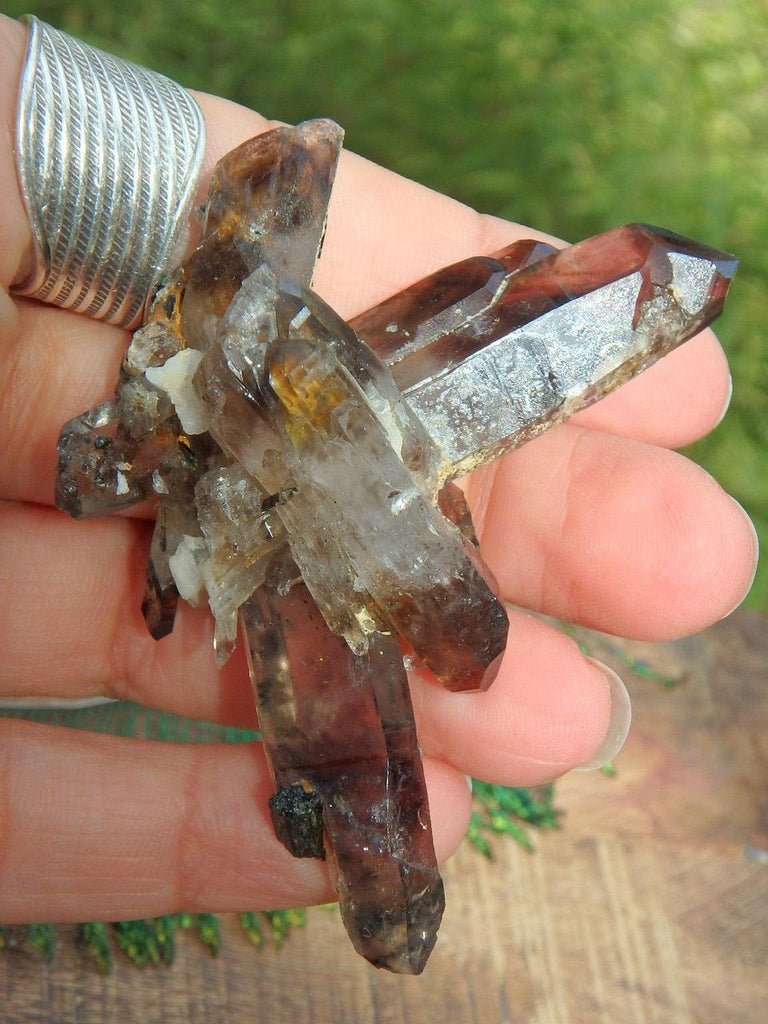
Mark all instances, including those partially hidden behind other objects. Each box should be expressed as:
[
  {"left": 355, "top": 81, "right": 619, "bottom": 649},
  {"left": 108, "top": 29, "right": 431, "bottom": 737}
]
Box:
[{"left": 13, "top": 16, "right": 206, "bottom": 328}]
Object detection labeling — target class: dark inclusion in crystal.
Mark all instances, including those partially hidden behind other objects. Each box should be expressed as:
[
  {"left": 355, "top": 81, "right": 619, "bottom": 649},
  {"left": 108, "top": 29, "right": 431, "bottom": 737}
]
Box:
[{"left": 54, "top": 119, "right": 736, "bottom": 974}]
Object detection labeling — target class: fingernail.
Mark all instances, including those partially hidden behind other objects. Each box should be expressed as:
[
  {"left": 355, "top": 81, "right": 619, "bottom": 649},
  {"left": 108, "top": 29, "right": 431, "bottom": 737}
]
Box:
[
  {"left": 464, "top": 773, "right": 475, "bottom": 795},
  {"left": 714, "top": 371, "right": 733, "bottom": 428},
  {"left": 718, "top": 498, "right": 760, "bottom": 620},
  {"left": 573, "top": 658, "right": 632, "bottom": 771}
]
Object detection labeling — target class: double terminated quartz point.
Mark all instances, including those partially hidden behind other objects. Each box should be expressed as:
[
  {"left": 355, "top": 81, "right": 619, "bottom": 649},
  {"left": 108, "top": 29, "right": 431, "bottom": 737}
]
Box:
[{"left": 55, "top": 119, "right": 736, "bottom": 974}]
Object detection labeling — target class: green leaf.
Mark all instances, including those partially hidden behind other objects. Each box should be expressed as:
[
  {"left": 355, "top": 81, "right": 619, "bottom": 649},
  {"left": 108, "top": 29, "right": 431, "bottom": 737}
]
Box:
[
  {"left": 193, "top": 913, "right": 221, "bottom": 955},
  {"left": 80, "top": 922, "right": 112, "bottom": 974},
  {"left": 469, "top": 781, "right": 563, "bottom": 855},
  {"left": 239, "top": 911, "right": 264, "bottom": 948},
  {"left": 26, "top": 923, "right": 56, "bottom": 962}
]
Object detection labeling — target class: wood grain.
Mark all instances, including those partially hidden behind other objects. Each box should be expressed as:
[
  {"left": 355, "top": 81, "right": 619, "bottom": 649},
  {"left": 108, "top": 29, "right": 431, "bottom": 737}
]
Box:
[{"left": 2, "top": 610, "right": 766, "bottom": 1024}]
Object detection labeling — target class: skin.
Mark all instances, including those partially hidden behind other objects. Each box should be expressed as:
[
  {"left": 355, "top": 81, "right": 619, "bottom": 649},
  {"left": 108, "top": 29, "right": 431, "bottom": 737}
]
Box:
[{"left": 0, "top": 15, "right": 758, "bottom": 923}]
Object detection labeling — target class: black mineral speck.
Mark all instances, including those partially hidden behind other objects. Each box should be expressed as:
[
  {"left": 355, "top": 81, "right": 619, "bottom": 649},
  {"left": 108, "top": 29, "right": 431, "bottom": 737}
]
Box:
[{"left": 269, "top": 783, "right": 326, "bottom": 860}]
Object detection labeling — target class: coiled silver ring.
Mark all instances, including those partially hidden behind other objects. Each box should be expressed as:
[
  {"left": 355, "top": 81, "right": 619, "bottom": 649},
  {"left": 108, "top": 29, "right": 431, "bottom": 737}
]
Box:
[{"left": 13, "top": 16, "right": 206, "bottom": 327}]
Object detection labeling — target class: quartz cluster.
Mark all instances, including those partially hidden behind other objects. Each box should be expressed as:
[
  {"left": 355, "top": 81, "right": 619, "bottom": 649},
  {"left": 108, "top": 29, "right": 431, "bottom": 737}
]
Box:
[{"left": 55, "top": 119, "right": 736, "bottom": 973}]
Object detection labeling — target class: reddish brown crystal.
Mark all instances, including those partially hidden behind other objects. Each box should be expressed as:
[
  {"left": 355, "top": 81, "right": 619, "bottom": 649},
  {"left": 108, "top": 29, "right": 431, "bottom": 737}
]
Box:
[
  {"left": 351, "top": 238, "right": 558, "bottom": 389},
  {"left": 241, "top": 560, "right": 444, "bottom": 973},
  {"left": 181, "top": 120, "right": 343, "bottom": 350},
  {"left": 356, "top": 223, "right": 738, "bottom": 479}
]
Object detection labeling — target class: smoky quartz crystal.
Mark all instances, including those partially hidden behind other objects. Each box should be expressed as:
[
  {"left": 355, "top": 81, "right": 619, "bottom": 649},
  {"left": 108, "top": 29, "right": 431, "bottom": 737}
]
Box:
[{"left": 55, "top": 119, "right": 736, "bottom": 973}]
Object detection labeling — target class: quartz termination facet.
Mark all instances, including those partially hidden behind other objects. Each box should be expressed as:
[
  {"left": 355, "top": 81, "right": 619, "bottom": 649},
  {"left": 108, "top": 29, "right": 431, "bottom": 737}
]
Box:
[{"left": 54, "top": 119, "right": 736, "bottom": 974}]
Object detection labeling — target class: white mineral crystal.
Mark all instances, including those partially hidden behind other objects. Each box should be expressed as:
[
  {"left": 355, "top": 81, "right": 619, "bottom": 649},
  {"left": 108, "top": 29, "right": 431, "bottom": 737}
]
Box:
[
  {"left": 145, "top": 348, "right": 210, "bottom": 435},
  {"left": 168, "top": 534, "right": 209, "bottom": 605}
]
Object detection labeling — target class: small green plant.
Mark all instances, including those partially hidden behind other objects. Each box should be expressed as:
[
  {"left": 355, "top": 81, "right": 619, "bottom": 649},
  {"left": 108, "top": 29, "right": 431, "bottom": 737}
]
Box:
[
  {"left": 81, "top": 914, "right": 219, "bottom": 971},
  {"left": 80, "top": 922, "right": 112, "bottom": 974},
  {"left": 0, "top": 910, "right": 311, "bottom": 971},
  {"left": 239, "top": 908, "right": 307, "bottom": 950},
  {"left": 111, "top": 914, "right": 217, "bottom": 967},
  {"left": 467, "top": 781, "right": 562, "bottom": 856},
  {"left": 26, "top": 923, "right": 57, "bottom": 962}
]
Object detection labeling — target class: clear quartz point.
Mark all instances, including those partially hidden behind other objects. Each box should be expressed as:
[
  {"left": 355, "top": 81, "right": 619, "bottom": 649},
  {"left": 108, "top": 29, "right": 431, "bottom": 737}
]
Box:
[{"left": 53, "top": 119, "right": 737, "bottom": 974}]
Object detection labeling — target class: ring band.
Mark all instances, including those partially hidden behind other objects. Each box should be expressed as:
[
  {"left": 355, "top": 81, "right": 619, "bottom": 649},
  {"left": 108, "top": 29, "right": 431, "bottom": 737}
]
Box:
[{"left": 13, "top": 16, "right": 206, "bottom": 327}]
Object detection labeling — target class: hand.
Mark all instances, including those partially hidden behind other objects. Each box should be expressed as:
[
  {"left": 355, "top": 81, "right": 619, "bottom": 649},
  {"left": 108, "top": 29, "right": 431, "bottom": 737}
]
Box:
[{"left": 0, "top": 14, "right": 757, "bottom": 924}]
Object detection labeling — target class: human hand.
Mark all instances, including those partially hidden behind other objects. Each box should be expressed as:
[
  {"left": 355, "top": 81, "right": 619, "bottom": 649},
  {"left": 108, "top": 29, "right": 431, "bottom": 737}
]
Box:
[{"left": 0, "top": 14, "right": 757, "bottom": 924}]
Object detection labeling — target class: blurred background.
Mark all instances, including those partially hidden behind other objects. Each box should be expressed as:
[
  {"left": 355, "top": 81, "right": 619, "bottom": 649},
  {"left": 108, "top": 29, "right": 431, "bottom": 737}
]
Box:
[{"left": 8, "top": 0, "right": 767, "bottom": 606}]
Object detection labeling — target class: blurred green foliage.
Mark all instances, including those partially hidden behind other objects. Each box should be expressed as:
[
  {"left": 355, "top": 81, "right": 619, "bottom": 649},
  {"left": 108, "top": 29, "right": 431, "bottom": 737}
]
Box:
[
  {"left": 468, "top": 781, "right": 561, "bottom": 855},
  {"left": 8, "top": 0, "right": 767, "bottom": 604}
]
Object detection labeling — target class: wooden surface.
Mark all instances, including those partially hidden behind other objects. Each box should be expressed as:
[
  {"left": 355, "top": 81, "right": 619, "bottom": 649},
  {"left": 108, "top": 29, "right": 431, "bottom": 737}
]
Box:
[{"left": 2, "top": 610, "right": 766, "bottom": 1024}]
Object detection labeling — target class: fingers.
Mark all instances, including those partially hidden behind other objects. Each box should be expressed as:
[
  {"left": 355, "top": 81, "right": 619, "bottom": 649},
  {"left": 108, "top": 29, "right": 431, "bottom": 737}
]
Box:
[
  {"left": 466, "top": 422, "right": 757, "bottom": 639},
  {"left": 1, "top": 412, "right": 756, "bottom": 787},
  {"left": 0, "top": 719, "right": 470, "bottom": 921},
  {"left": 0, "top": 19, "right": 750, "bottom": 802},
  {"left": 570, "top": 327, "right": 732, "bottom": 447},
  {"left": 5, "top": 417, "right": 756, "bottom": 668},
  {"left": 0, "top": 301, "right": 125, "bottom": 507},
  {"left": 0, "top": 15, "right": 751, "bottom": 931},
  {"left": 0, "top": 502, "right": 259, "bottom": 727},
  {"left": 0, "top": 503, "right": 613, "bottom": 783},
  {"left": 409, "top": 613, "right": 616, "bottom": 784}
]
